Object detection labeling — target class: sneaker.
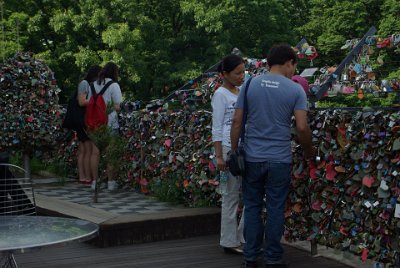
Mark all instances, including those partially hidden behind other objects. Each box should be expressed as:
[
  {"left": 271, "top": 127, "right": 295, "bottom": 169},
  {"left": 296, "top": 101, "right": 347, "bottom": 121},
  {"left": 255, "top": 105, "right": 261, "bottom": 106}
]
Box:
[
  {"left": 257, "top": 248, "right": 264, "bottom": 258},
  {"left": 107, "top": 180, "right": 117, "bottom": 191},
  {"left": 91, "top": 180, "right": 97, "bottom": 190}
]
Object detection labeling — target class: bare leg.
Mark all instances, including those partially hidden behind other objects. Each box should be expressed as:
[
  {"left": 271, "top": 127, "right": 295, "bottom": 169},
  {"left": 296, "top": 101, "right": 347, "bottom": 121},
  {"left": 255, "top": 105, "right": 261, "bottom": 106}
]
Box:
[
  {"left": 82, "top": 141, "right": 92, "bottom": 181},
  {"left": 77, "top": 143, "right": 85, "bottom": 182},
  {"left": 89, "top": 142, "right": 100, "bottom": 181},
  {"left": 107, "top": 163, "right": 113, "bottom": 182},
  {"left": 90, "top": 142, "right": 100, "bottom": 202}
]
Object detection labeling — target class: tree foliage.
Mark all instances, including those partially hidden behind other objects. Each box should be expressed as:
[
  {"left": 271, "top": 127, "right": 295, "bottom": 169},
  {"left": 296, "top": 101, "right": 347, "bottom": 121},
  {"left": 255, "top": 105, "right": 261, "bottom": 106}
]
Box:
[
  {"left": 1, "top": 0, "right": 399, "bottom": 102},
  {"left": 298, "top": 0, "right": 383, "bottom": 65}
]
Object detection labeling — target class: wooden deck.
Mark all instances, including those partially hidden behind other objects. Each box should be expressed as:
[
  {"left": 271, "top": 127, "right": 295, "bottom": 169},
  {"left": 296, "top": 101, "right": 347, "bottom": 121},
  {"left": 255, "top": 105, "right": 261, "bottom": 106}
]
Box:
[{"left": 14, "top": 235, "right": 352, "bottom": 268}]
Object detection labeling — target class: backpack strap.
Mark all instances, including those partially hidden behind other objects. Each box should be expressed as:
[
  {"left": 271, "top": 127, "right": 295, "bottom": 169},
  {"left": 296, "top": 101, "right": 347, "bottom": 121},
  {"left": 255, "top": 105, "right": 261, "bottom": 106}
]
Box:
[
  {"left": 89, "top": 83, "right": 97, "bottom": 97},
  {"left": 99, "top": 80, "right": 115, "bottom": 95}
]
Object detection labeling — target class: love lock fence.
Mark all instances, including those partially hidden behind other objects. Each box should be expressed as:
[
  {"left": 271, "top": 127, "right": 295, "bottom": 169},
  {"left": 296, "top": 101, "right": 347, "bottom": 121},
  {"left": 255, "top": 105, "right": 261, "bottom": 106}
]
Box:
[
  {"left": 118, "top": 103, "right": 400, "bottom": 266},
  {"left": 288, "top": 107, "right": 400, "bottom": 267}
]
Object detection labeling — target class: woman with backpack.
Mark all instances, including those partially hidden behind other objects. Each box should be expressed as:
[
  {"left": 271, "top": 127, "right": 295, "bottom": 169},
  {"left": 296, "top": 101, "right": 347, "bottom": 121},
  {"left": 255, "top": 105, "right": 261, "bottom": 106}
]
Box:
[
  {"left": 75, "top": 65, "right": 101, "bottom": 185},
  {"left": 86, "top": 62, "right": 123, "bottom": 191}
]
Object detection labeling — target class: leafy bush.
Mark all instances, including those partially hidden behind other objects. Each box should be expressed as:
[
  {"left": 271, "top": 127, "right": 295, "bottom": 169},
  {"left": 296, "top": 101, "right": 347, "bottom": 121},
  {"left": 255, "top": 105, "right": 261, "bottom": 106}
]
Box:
[
  {"left": 316, "top": 92, "right": 398, "bottom": 108},
  {"left": 88, "top": 125, "right": 129, "bottom": 182},
  {"left": 151, "top": 175, "right": 185, "bottom": 205}
]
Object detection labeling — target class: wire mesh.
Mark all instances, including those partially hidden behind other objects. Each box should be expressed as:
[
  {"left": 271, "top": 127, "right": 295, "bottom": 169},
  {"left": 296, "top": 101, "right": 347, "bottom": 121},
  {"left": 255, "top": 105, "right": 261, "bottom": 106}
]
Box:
[{"left": 0, "top": 163, "right": 36, "bottom": 216}]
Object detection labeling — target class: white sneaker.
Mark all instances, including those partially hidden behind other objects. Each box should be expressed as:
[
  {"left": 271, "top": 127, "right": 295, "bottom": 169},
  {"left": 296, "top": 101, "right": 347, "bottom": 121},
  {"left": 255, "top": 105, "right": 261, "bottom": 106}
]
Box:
[
  {"left": 107, "top": 180, "right": 117, "bottom": 191},
  {"left": 91, "top": 180, "right": 97, "bottom": 190}
]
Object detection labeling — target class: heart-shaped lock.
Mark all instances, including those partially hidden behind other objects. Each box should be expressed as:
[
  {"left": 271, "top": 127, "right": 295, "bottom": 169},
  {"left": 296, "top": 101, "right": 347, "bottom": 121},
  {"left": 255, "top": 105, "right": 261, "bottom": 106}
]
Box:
[
  {"left": 380, "top": 180, "right": 389, "bottom": 191},
  {"left": 362, "top": 175, "right": 375, "bottom": 188}
]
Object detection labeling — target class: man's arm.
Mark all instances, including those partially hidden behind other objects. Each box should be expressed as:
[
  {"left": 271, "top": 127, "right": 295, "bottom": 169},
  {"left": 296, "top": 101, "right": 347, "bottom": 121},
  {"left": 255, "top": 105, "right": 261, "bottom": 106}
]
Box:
[
  {"left": 230, "top": 108, "right": 244, "bottom": 151},
  {"left": 293, "top": 110, "right": 315, "bottom": 159}
]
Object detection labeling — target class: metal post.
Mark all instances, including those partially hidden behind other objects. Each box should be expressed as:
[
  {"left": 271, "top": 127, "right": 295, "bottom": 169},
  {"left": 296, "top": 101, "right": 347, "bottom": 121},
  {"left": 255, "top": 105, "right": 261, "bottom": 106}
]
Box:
[
  {"left": 163, "top": 60, "right": 220, "bottom": 103},
  {"left": 164, "top": 38, "right": 307, "bottom": 104},
  {"left": 310, "top": 239, "right": 318, "bottom": 256},
  {"left": 23, "top": 153, "right": 31, "bottom": 179}
]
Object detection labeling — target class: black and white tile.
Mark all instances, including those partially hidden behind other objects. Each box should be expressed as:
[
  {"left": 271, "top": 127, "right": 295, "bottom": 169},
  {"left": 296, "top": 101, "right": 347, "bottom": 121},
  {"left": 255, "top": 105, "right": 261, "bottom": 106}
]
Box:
[{"left": 34, "top": 182, "right": 181, "bottom": 215}]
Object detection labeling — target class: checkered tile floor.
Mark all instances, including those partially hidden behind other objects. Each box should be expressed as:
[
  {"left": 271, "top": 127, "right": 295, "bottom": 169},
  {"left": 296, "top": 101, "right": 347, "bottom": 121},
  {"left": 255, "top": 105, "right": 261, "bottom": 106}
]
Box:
[{"left": 34, "top": 181, "right": 182, "bottom": 215}]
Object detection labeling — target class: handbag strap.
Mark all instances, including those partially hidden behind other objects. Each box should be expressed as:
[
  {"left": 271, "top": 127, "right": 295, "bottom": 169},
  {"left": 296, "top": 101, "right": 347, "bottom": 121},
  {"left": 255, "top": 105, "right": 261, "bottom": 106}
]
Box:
[{"left": 240, "top": 76, "right": 253, "bottom": 142}]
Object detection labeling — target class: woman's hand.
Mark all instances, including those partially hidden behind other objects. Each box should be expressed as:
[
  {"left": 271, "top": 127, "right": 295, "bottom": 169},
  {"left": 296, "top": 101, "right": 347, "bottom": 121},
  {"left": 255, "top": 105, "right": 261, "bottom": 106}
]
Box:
[{"left": 216, "top": 157, "right": 226, "bottom": 171}]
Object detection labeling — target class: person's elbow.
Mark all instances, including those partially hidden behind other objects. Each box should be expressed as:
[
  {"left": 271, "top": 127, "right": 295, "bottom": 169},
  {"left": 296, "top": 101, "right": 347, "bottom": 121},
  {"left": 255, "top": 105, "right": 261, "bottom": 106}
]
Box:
[
  {"left": 212, "top": 131, "right": 223, "bottom": 142},
  {"left": 114, "top": 103, "right": 121, "bottom": 112},
  {"left": 296, "top": 123, "right": 310, "bottom": 134},
  {"left": 231, "top": 115, "right": 241, "bottom": 129},
  {"left": 77, "top": 94, "right": 86, "bottom": 107},
  {"left": 78, "top": 100, "right": 87, "bottom": 107},
  {"left": 294, "top": 110, "right": 310, "bottom": 134}
]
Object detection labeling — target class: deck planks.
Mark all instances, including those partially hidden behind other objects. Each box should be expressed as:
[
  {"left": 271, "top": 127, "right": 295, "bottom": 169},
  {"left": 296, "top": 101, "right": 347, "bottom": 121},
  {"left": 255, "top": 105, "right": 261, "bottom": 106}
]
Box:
[{"left": 14, "top": 235, "right": 352, "bottom": 268}]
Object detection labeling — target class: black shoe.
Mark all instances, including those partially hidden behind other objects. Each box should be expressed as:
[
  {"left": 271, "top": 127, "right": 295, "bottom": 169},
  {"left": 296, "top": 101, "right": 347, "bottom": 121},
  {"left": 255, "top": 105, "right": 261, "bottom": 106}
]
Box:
[
  {"left": 243, "top": 260, "right": 257, "bottom": 268},
  {"left": 257, "top": 248, "right": 263, "bottom": 257},
  {"left": 224, "top": 246, "right": 243, "bottom": 255},
  {"left": 265, "top": 262, "right": 289, "bottom": 268}
]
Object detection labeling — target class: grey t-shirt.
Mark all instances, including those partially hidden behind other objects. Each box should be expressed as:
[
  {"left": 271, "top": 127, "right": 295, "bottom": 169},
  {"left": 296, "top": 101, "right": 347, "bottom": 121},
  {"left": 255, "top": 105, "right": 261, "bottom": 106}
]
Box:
[
  {"left": 78, "top": 80, "right": 90, "bottom": 95},
  {"left": 87, "top": 78, "right": 123, "bottom": 129},
  {"left": 235, "top": 73, "right": 307, "bottom": 163}
]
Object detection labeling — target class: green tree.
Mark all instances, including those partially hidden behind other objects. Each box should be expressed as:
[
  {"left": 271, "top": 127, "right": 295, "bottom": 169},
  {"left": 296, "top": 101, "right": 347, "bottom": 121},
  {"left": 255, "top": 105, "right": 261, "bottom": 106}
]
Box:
[
  {"left": 181, "top": 0, "right": 294, "bottom": 57},
  {"left": 378, "top": 0, "right": 400, "bottom": 79},
  {"left": 285, "top": 0, "right": 311, "bottom": 37},
  {"left": 298, "top": 0, "right": 384, "bottom": 65},
  {"left": 1, "top": 0, "right": 296, "bottom": 102}
]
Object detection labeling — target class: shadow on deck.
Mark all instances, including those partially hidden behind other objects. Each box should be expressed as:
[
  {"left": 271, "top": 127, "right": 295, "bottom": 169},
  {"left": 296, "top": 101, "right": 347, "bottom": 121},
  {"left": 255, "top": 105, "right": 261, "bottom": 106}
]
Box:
[{"left": 14, "top": 234, "right": 353, "bottom": 268}]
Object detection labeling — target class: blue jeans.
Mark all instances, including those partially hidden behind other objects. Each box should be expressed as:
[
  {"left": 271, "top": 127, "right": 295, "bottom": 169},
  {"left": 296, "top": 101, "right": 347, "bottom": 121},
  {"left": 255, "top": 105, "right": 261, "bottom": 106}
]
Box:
[{"left": 242, "top": 161, "right": 291, "bottom": 264}]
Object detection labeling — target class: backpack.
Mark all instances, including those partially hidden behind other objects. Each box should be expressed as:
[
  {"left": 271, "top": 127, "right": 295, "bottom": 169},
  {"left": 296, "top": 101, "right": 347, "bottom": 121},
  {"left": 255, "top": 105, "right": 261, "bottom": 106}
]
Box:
[
  {"left": 62, "top": 89, "right": 86, "bottom": 130},
  {"left": 85, "top": 80, "right": 114, "bottom": 131}
]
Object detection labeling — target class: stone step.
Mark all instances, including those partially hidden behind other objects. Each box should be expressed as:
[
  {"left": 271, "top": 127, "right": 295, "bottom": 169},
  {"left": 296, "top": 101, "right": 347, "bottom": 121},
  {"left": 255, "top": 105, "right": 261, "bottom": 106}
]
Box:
[{"left": 35, "top": 193, "right": 221, "bottom": 247}]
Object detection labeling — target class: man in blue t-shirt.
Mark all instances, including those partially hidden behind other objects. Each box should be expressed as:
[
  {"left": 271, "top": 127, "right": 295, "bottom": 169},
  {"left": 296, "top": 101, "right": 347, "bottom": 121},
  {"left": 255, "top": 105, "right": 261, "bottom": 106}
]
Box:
[{"left": 231, "top": 44, "right": 315, "bottom": 268}]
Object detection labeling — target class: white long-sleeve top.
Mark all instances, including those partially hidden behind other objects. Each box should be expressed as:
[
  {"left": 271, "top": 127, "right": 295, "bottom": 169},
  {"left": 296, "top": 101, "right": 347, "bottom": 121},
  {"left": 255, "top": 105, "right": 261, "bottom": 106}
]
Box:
[{"left": 211, "top": 86, "right": 239, "bottom": 147}]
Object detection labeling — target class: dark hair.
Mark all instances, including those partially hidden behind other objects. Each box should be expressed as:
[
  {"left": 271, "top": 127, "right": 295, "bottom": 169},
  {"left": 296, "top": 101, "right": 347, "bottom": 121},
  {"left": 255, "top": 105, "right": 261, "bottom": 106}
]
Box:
[
  {"left": 97, "top": 62, "right": 119, "bottom": 84},
  {"left": 217, "top": 54, "right": 243, "bottom": 73},
  {"left": 84, "top": 65, "right": 101, "bottom": 83},
  {"left": 267, "top": 44, "right": 297, "bottom": 67}
]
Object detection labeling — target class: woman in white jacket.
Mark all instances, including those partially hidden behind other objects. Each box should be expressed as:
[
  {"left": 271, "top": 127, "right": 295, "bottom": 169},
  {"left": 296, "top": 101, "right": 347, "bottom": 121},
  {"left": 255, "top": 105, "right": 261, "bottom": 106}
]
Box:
[{"left": 212, "top": 54, "right": 245, "bottom": 254}]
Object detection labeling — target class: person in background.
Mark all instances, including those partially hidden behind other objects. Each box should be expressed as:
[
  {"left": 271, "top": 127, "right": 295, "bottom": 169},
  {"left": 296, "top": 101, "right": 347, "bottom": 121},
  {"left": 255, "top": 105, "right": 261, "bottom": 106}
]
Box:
[
  {"left": 291, "top": 75, "right": 309, "bottom": 94},
  {"left": 212, "top": 54, "right": 246, "bottom": 255},
  {"left": 87, "top": 62, "right": 123, "bottom": 191},
  {"left": 231, "top": 44, "right": 315, "bottom": 268},
  {"left": 76, "top": 65, "right": 101, "bottom": 185}
]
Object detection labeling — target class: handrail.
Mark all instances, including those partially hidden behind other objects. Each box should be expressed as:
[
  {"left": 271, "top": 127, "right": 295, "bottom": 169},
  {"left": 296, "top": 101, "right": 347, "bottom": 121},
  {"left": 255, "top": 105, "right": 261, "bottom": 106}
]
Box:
[{"left": 0, "top": 163, "right": 27, "bottom": 174}]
